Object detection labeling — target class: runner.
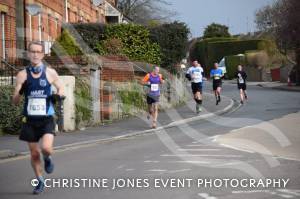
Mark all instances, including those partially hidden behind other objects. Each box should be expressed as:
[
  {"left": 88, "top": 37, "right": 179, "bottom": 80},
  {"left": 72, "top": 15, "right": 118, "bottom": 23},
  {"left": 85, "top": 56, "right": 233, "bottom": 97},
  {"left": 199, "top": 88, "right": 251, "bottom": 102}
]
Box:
[
  {"left": 186, "top": 60, "right": 205, "bottom": 113},
  {"left": 210, "top": 63, "right": 224, "bottom": 105},
  {"left": 142, "top": 66, "right": 164, "bottom": 128},
  {"left": 235, "top": 65, "right": 248, "bottom": 104},
  {"left": 12, "top": 41, "right": 64, "bottom": 194}
]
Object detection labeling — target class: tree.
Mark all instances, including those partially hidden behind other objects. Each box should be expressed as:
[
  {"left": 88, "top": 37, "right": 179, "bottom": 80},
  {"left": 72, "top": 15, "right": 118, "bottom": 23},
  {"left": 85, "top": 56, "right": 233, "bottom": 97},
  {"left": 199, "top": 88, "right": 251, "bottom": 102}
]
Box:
[
  {"left": 117, "top": 0, "right": 176, "bottom": 25},
  {"left": 255, "top": 0, "right": 300, "bottom": 85},
  {"left": 203, "top": 23, "right": 231, "bottom": 39},
  {"left": 149, "top": 21, "right": 190, "bottom": 71}
]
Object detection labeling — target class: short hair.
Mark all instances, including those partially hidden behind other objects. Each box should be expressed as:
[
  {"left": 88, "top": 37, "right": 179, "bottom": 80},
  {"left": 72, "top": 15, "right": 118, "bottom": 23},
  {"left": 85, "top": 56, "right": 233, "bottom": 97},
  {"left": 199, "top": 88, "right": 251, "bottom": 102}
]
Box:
[{"left": 28, "top": 41, "right": 45, "bottom": 52}]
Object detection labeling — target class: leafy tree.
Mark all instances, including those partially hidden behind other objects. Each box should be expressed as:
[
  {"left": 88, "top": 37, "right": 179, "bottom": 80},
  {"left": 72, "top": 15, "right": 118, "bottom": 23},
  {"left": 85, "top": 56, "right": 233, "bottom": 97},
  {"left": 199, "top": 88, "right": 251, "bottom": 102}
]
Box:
[
  {"left": 149, "top": 21, "right": 190, "bottom": 71},
  {"left": 255, "top": 0, "right": 300, "bottom": 84},
  {"left": 203, "top": 23, "right": 231, "bottom": 38}
]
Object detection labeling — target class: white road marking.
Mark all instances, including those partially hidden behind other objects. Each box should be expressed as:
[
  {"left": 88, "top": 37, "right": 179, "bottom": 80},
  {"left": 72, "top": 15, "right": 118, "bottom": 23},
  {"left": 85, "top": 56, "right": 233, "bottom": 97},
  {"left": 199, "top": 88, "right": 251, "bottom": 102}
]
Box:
[
  {"left": 219, "top": 144, "right": 254, "bottom": 153},
  {"left": 147, "top": 169, "right": 167, "bottom": 172},
  {"left": 144, "top": 160, "right": 160, "bottom": 163},
  {"left": 161, "top": 154, "right": 243, "bottom": 158},
  {"left": 125, "top": 169, "right": 135, "bottom": 171},
  {"left": 166, "top": 169, "right": 191, "bottom": 174},
  {"left": 277, "top": 189, "right": 300, "bottom": 196},
  {"left": 169, "top": 160, "right": 210, "bottom": 164},
  {"left": 198, "top": 193, "right": 218, "bottom": 199},
  {"left": 178, "top": 149, "right": 220, "bottom": 152}
]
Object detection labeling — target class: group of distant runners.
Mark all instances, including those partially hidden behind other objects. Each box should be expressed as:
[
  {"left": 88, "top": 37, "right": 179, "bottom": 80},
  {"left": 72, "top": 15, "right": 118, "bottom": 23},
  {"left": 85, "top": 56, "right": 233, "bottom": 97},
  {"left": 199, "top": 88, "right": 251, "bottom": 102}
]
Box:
[
  {"left": 142, "top": 60, "right": 248, "bottom": 127},
  {"left": 13, "top": 40, "right": 248, "bottom": 195}
]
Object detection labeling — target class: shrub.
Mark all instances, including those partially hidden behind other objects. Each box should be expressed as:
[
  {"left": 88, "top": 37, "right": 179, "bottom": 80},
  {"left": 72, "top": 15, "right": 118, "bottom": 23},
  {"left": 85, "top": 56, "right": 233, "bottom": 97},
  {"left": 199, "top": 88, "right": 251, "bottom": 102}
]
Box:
[
  {"left": 68, "top": 23, "right": 105, "bottom": 53},
  {"left": 149, "top": 21, "right": 190, "bottom": 70},
  {"left": 0, "top": 86, "right": 23, "bottom": 134},
  {"left": 190, "top": 37, "right": 238, "bottom": 72},
  {"left": 100, "top": 24, "right": 161, "bottom": 64},
  {"left": 118, "top": 82, "right": 147, "bottom": 116},
  {"left": 51, "top": 29, "right": 83, "bottom": 56}
]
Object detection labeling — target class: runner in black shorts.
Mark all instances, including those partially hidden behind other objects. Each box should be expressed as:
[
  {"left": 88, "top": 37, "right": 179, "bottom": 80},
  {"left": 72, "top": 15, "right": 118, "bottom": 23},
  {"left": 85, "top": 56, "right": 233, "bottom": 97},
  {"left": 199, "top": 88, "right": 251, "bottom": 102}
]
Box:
[
  {"left": 142, "top": 66, "right": 164, "bottom": 128},
  {"left": 210, "top": 63, "right": 224, "bottom": 105},
  {"left": 235, "top": 65, "right": 248, "bottom": 104},
  {"left": 13, "top": 41, "right": 64, "bottom": 195},
  {"left": 186, "top": 61, "right": 205, "bottom": 113}
]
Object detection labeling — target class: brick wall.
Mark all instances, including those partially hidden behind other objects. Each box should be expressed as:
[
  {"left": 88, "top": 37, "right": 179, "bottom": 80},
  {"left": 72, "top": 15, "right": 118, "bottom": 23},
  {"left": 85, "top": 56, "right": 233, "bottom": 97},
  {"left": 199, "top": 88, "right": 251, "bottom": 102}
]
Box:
[{"left": 0, "top": 0, "right": 17, "bottom": 62}]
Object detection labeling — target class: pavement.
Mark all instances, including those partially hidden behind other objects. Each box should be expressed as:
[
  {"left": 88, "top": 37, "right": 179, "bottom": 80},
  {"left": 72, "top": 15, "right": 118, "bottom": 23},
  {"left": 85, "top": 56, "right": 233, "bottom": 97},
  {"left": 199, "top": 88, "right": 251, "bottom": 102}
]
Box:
[{"left": 0, "top": 88, "right": 235, "bottom": 159}]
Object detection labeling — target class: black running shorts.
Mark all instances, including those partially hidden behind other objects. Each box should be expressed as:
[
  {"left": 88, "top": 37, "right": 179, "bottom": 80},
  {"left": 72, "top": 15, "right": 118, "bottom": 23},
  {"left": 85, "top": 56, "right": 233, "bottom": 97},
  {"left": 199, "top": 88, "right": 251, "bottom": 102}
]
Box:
[{"left": 19, "top": 116, "right": 55, "bottom": 142}]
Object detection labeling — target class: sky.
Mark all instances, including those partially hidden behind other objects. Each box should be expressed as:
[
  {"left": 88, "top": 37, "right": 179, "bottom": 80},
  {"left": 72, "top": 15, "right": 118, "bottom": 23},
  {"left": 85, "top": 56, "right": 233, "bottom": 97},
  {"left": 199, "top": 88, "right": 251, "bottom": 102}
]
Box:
[{"left": 168, "top": 0, "right": 275, "bottom": 38}]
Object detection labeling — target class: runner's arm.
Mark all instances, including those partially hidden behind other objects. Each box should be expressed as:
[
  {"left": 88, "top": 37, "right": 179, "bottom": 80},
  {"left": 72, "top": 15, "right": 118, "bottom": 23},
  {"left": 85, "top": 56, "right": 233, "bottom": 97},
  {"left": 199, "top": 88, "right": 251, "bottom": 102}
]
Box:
[
  {"left": 50, "top": 69, "right": 64, "bottom": 96},
  {"left": 12, "top": 70, "right": 26, "bottom": 105},
  {"left": 142, "top": 74, "right": 150, "bottom": 85}
]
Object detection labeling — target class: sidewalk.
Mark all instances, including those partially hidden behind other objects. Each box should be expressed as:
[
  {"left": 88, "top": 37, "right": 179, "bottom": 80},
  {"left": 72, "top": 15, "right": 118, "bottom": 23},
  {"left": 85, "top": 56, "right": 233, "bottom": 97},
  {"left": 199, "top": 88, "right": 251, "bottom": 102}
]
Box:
[
  {"left": 226, "top": 80, "right": 300, "bottom": 92},
  {"left": 0, "top": 92, "right": 234, "bottom": 159}
]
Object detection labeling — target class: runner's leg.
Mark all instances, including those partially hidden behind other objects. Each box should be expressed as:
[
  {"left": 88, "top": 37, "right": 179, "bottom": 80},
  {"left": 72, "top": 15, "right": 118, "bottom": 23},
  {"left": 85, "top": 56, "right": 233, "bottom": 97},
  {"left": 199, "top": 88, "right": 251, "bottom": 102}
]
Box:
[
  {"left": 28, "top": 142, "right": 42, "bottom": 177},
  {"left": 152, "top": 103, "right": 158, "bottom": 128},
  {"left": 42, "top": 134, "right": 55, "bottom": 174}
]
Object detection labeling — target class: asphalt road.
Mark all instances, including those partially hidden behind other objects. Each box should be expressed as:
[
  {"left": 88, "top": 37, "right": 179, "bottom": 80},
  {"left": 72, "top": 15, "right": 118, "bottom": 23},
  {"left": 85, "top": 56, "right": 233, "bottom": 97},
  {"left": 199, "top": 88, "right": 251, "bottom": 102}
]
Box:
[{"left": 0, "top": 83, "right": 300, "bottom": 199}]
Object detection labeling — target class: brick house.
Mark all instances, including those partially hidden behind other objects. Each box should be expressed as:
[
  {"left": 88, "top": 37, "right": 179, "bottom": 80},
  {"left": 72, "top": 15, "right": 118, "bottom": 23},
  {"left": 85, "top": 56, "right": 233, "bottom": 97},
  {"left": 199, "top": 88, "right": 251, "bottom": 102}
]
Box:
[{"left": 0, "top": 0, "right": 123, "bottom": 63}]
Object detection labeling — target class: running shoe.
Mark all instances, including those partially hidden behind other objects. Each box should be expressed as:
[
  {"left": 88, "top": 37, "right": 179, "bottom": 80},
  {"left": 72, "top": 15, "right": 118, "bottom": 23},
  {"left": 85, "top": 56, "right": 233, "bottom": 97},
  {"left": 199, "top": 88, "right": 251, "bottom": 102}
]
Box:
[{"left": 44, "top": 156, "right": 54, "bottom": 174}]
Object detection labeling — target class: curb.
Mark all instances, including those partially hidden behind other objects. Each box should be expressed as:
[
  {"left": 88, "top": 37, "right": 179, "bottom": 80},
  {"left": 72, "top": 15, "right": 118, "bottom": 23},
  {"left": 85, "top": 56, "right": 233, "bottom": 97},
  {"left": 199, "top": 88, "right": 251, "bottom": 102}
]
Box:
[{"left": 0, "top": 95, "right": 237, "bottom": 162}]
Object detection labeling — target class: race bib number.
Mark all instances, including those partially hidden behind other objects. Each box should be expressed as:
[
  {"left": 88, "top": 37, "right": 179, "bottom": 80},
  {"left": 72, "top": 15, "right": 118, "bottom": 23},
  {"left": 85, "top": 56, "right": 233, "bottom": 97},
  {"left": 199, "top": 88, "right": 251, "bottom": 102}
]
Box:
[
  {"left": 214, "top": 76, "right": 220, "bottom": 80},
  {"left": 151, "top": 84, "right": 159, "bottom": 92},
  {"left": 239, "top": 77, "right": 244, "bottom": 84},
  {"left": 27, "top": 98, "right": 47, "bottom": 116}
]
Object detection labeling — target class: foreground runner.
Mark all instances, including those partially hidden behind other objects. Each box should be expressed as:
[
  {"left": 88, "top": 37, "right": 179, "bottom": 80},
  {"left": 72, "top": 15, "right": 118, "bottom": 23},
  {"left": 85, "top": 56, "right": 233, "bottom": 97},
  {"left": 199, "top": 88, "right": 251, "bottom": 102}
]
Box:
[
  {"left": 142, "top": 66, "right": 164, "bottom": 128},
  {"left": 12, "top": 41, "right": 64, "bottom": 194},
  {"left": 186, "top": 60, "right": 204, "bottom": 113},
  {"left": 210, "top": 63, "right": 224, "bottom": 105},
  {"left": 235, "top": 65, "right": 248, "bottom": 104}
]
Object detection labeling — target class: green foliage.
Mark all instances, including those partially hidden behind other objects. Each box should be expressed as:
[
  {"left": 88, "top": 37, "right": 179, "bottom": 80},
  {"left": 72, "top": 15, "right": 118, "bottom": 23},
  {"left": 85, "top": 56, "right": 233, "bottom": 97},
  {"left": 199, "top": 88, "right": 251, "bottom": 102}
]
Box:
[
  {"left": 190, "top": 38, "right": 269, "bottom": 72},
  {"left": 74, "top": 78, "right": 93, "bottom": 128},
  {"left": 51, "top": 29, "right": 83, "bottom": 56},
  {"left": 190, "top": 37, "right": 238, "bottom": 71},
  {"left": 99, "top": 24, "right": 161, "bottom": 64},
  {"left": 118, "top": 82, "right": 147, "bottom": 116},
  {"left": 68, "top": 23, "right": 105, "bottom": 53},
  {"left": 203, "top": 23, "right": 231, "bottom": 39},
  {"left": 0, "top": 86, "right": 23, "bottom": 135},
  {"left": 225, "top": 55, "right": 246, "bottom": 79},
  {"left": 98, "top": 38, "right": 123, "bottom": 55},
  {"left": 149, "top": 21, "right": 190, "bottom": 70},
  {"left": 206, "top": 39, "right": 265, "bottom": 68}
]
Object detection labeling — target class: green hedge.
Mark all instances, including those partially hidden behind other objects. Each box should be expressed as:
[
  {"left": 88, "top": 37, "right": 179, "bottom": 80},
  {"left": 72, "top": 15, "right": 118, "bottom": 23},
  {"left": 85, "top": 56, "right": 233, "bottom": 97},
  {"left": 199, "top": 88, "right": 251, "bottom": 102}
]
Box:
[
  {"left": 101, "top": 24, "right": 161, "bottom": 64},
  {"left": 0, "top": 86, "right": 23, "bottom": 135},
  {"left": 190, "top": 38, "right": 269, "bottom": 73},
  {"left": 207, "top": 40, "right": 266, "bottom": 68},
  {"left": 190, "top": 37, "right": 238, "bottom": 71}
]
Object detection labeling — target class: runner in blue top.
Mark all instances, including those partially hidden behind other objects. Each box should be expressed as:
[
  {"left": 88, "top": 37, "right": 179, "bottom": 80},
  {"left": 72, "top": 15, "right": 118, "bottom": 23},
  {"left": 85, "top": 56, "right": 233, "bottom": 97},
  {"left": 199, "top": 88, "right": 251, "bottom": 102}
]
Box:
[
  {"left": 210, "top": 63, "right": 224, "bottom": 105},
  {"left": 186, "top": 60, "right": 205, "bottom": 113},
  {"left": 13, "top": 41, "right": 64, "bottom": 195}
]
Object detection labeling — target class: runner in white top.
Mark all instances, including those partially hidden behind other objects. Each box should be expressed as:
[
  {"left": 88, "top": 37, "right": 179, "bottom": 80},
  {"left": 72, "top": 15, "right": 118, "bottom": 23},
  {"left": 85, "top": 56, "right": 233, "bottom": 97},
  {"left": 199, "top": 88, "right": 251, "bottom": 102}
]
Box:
[{"left": 186, "top": 60, "right": 205, "bottom": 113}]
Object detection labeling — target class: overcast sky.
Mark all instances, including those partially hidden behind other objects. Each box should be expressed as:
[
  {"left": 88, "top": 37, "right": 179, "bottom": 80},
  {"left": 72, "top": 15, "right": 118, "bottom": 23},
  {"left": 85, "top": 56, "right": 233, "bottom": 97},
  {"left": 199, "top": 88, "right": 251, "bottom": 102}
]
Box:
[{"left": 168, "top": 0, "right": 275, "bottom": 37}]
